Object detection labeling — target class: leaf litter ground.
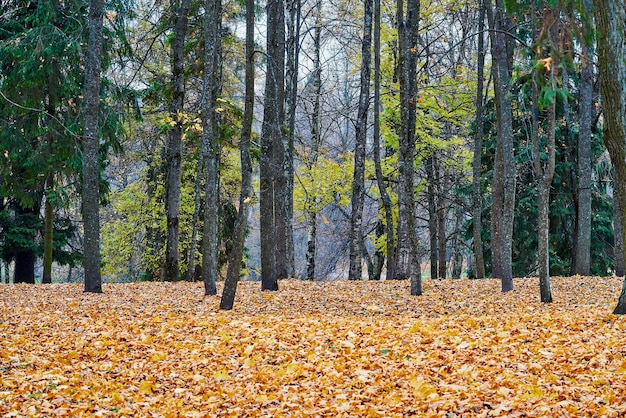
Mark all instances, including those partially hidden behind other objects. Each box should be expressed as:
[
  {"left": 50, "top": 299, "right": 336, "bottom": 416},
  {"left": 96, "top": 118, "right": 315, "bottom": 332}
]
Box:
[{"left": 1, "top": 276, "right": 626, "bottom": 417}]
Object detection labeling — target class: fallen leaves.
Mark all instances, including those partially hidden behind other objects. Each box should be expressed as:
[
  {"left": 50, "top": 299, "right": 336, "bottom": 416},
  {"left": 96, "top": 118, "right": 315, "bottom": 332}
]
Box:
[{"left": 1, "top": 277, "right": 626, "bottom": 416}]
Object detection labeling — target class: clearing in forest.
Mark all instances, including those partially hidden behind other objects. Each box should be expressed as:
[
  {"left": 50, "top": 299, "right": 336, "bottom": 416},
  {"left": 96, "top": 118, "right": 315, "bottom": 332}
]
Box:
[{"left": 1, "top": 277, "right": 626, "bottom": 417}]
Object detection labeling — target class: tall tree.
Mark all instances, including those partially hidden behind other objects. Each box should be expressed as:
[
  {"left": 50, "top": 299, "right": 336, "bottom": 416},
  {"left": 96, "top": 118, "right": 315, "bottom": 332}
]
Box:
[
  {"left": 395, "top": 0, "right": 421, "bottom": 295},
  {"left": 472, "top": 0, "right": 487, "bottom": 279},
  {"left": 83, "top": 0, "right": 105, "bottom": 293},
  {"left": 373, "top": 0, "right": 396, "bottom": 280},
  {"left": 486, "top": 0, "right": 515, "bottom": 292},
  {"left": 260, "top": 0, "right": 285, "bottom": 290},
  {"left": 348, "top": 0, "right": 373, "bottom": 281},
  {"left": 201, "top": 0, "right": 222, "bottom": 296},
  {"left": 164, "top": 0, "right": 191, "bottom": 282},
  {"left": 594, "top": 0, "right": 626, "bottom": 313},
  {"left": 221, "top": 0, "right": 255, "bottom": 310},
  {"left": 573, "top": 0, "right": 594, "bottom": 276}
]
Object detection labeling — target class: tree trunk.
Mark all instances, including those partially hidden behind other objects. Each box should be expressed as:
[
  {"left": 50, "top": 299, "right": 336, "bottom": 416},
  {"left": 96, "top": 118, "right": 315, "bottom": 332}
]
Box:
[
  {"left": 437, "top": 158, "right": 447, "bottom": 279},
  {"left": 472, "top": 0, "right": 487, "bottom": 279},
  {"left": 614, "top": 190, "right": 625, "bottom": 276},
  {"left": 348, "top": 0, "right": 373, "bottom": 281},
  {"left": 42, "top": 176, "right": 54, "bottom": 284},
  {"left": 201, "top": 0, "right": 222, "bottom": 296},
  {"left": 284, "top": 0, "right": 301, "bottom": 281},
  {"left": 164, "top": 0, "right": 191, "bottom": 282},
  {"left": 537, "top": 61, "right": 556, "bottom": 304},
  {"left": 185, "top": 151, "right": 204, "bottom": 282},
  {"left": 82, "top": 0, "right": 104, "bottom": 293},
  {"left": 594, "top": 0, "right": 626, "bottom": 313},
  {"left": 426, "top": 156, "right": 438, "bottom": 279},
  {"left": 372, "top": 0, "right": 395, "bottom": 280},
  {"left": 574, "top": 6, "right": 594, "bottom": 276},
  {"left": 487, "top": 0, "right": 515, "bottom": 292},
  {"left": 260, "top": 0, "right": 285, "bottom": 291},
  {"left": 395, "top": 0, "right": 421, "bottom": 296},
  {"left": 220, "top": 0, "right": 255, "bottom": 310}
]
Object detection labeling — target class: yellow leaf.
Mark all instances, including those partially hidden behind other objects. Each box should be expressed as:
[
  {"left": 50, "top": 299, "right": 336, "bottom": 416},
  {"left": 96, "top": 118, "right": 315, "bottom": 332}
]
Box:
[
  {"left": 214, "top": 369, "right": 230, "bottom": 381},
  {"left": 138, "top": 380, "right": 153, "bottom": 395},
  {"left": 322, "top": 215, "right": 329, "bottom": 224},
  {"left": 151, "top": 351, "right": 167, "bottom": 362}
]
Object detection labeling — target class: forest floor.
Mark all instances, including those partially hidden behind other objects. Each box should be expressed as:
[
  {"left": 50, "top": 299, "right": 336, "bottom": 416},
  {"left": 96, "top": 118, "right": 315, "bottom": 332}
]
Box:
[{"left": 1, "top": 277, "right": 626, "bottom": 417}]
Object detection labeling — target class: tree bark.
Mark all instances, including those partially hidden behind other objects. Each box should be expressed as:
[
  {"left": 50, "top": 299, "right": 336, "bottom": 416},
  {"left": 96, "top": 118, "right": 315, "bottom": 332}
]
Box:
[
  {"left": 348, "top": 0, "right": 373, "bottom": 281},
  {"left": 42, "top": 176, "right": 54, "bottom": 284},
  {"left": 614, "top": 189, "right": 625, "bottom": 276},
  {"left": 426, "top": 156, "right": 437, "bottom": 279},
  {"left": 594, "top": 0, "right": 626, "bottom": 313},
  {"left": 164, "top": 0, "right": 191, "bottom": 282},
  {"left": 472, "top": 0, "right": 487, "bottom": 279},
  {"left": 82, "top": 0, "right": 105, "bottom": 293},
  {"left": 185, "top": 151, "right": 204, "bottom": 282},
  {"left": 260, "top": 0, "right": 285, "bottom": 291},
  {"left": 201, "top": 0, "right": 222, "bottom": 296},
  {"left": 487, "top": 0, "right": 515, "bottom": 292},
  {"left": 574, "top": 3, "right": 594, "bottom": 276},
  {"left": 373, "top": 0, "right": 395, "bottom": 280},
  {"left": 395, "top": 0, "right": 421, "bottom": 296},
  {"left": 220, "top": 0, "right": 255, "bottom": 310}
]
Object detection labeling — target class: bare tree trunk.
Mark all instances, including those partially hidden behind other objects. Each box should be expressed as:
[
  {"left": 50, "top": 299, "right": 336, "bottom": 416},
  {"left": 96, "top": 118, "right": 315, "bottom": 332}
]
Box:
[
  {"left": 574, "top": 2, "right": 594, "bottom": 276},
  {"left": 487, "top": 0, "right": 515, "bottom": 292},
  {"left": 395, "top": 0, "right": 421, "bottom": 296},
  {"left": 373, "top": 0, "right": 395, "bottom": 280},
  {"left": 426, "top": 156, "right": 438, "bottom": 279},
  {"left": 472, "top": 0, "right": 487, "bottom": 279},
  {"left": 201, "top": 0, "right": 221, "bottom": 296},
  {"left": 42, "top": 175, "right": 54, "bottom": 284},
  {"left": 260, "top": 0, "right": 285, "bottom": 291},
  {"left": 220, "top": 0, "right": 255, "bottom": 310},
  {"left": 82, "top": 0, "right": 104, "bottom": 293},
  {"left": 348, "top": 0, "right": 373, "bottom": 281},
  {"left": 185, "top": 151, "right": 204, "bottom": 282},
  {"left": 284, "top": 0, "right": 301, "bottom": 280},
  {"left": 594, "top": 0, "right": 626, "bottom": 313},
  {"left": 305, "top": 2, "right": 322, "bottom": 282},
  {"left": 437, "top": 158, "right": 447, "bottom": 279},
  {"left": 614, "top": 190, "right": 625, "bottom": 276},
  {"left": 164, "top": 0, "right": 191, "bottom": 282}
]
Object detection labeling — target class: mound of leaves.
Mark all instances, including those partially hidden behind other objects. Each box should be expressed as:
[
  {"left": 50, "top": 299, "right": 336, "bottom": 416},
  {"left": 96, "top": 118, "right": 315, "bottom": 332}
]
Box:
[{"left": 1, "top": 276, "right": 626, "bottom": 417}]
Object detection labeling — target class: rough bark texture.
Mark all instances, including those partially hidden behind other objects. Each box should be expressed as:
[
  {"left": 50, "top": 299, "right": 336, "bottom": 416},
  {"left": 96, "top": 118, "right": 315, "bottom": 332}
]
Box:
[
  {"left": 42, "top": 176, "right": 54, "bottom": 284},
  {"left": 260, "top": 0, "right": 285, "bottom": 291},
  {"left": 472, "top": 0, "right": 486, "bottom": 279},
  {"left": 426, "top": 156, "right": 438, "bottom": 279},
  {"left": 201, "top": 0, "right": 221, "bottom": 296},
  {"left": 164, "top": 0, "right": 191, "bottom": 282},
  {"left": 220, "top": 0, "right": 255, "bottom": 310},
  {"left": 614, "top": 191, "right": 625, "bottom": 276},
  {"left": 594, "top": 0, "right": 626, "bottom": 313},
  {"left": 487, "top": 0, "right": 515, "bottom": 292},
  {"left": 348, "top": 0, "right": 373, "bottom": 281},
  {"left": 185, "top": 151, "right": 204, "bottom": 282},
  {"left": 373, "top": 0, "right": 395, "bottom": 280},
  {"left": 574, "top": 10, "right": 594, "bottom": 276},
  {"left": 395, "top": 0, "right": 421, "bottom": 295},
  {"left": 82, "top": 0, "right": 104, "bottom": 293}
]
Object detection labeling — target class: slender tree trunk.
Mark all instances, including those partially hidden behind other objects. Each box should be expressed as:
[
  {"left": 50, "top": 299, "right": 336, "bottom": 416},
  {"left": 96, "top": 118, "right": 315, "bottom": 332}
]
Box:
[
  {"left": 201, "top": 0, "right": 222, "bottom": 296},
  {"left": 164, "top": 0, "right": 191, "bottom": 282},
  {"left": 426, "top": 156, "right": 438, "bottom": 279},
  {"left": 437, "top": 158, "right": 447, "bottom": 279},
  {"left": 42, "top": 175, "right": 54, "bottom": 284},
  {"left": 348, "top": 0, "right": 373, "bottom": 281},
  {"left": 594, "top": 0, "right": 626, "bottom": 313},
  {"left": 305, "top": 3, "right": 322, "bottom": 282},
  {"left": 82, "top": 0, "right": 104, "bottom": 293},
  {"left": 186, "top": 151, "right": 204, "bottom": 282},
  {"left": 284, "top": 0, "right": 301, "bottom": 280},
  {"left": 537, "top": 59, "right": 557, "bottom": 304},
  {"left": 373, "top": 0, "right": 395, "bottom": 281},
  {"left": 614, "top": 187, "right": 626, "bottom": 276},
  {"left": 395, "top": 0, "right": 421, "bottom": 296},
  {"left": 260, "top": 0, "right": 285, "bottom": 291},
  {"left": 574, "top": 5, "right": 594, "bottom": 276},
  {"left": 220, "top": 0, "right": 255, "bottom": 310},
  {"left": 487, "top": 0, "right": 515, "bottom": 292},
  {"left": 472, "top": 0, "right": 486, "bottom": 279}
]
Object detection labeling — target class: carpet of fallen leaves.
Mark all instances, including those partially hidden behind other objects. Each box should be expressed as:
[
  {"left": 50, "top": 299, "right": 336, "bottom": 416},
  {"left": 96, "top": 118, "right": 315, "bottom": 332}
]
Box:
[{"left": 2, "top": 277, "right": 626, "bottom": 417}]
